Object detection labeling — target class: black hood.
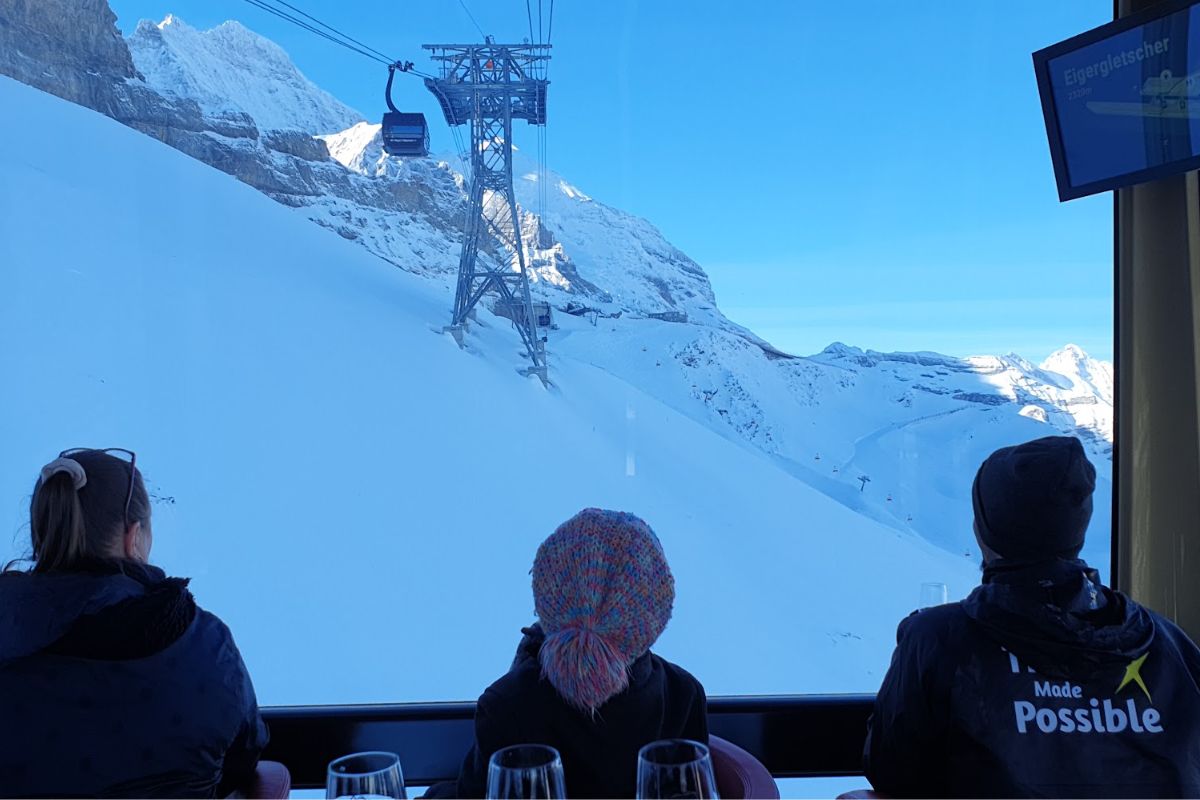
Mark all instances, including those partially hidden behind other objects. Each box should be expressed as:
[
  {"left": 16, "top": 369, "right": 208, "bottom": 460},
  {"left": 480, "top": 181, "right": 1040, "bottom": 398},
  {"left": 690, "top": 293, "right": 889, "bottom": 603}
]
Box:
[
  {"left": 0, "top": 559, "right": 195, "bottom": 664},
  {"left": 961, "top": 558, "right": 1154, "bottom": 679}
]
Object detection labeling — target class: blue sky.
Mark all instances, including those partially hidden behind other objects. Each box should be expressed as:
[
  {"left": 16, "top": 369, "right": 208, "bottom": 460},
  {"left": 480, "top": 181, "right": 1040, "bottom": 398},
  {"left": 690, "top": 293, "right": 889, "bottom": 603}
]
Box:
[{"left": 108, "top": 1, "right": 1115, "bottom": 361}]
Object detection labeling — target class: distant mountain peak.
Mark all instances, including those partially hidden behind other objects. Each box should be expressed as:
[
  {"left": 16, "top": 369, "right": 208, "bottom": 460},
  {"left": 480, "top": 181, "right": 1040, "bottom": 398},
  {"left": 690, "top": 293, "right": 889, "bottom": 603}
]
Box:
[
  {"left": 1048, "top": 342, "right": 1090, "bottom": 360},
  {"left": 127, "top": 14, "right": 363, "bottom": 133},
  {"left": 317, "top": 121, "right": 384, "bottom": 172},
  {"left": 821, "top": 342, "right": 862, "bottom": 356},
  {"left": 1041, "top": 343, "right": 1109, "bottom": 378}
]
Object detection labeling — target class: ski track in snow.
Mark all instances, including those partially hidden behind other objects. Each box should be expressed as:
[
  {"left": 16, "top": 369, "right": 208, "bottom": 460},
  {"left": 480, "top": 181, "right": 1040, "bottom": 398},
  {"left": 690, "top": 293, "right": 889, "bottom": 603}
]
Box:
[{"left": 840, "top": 407, "right": 972, "bottom": 472}]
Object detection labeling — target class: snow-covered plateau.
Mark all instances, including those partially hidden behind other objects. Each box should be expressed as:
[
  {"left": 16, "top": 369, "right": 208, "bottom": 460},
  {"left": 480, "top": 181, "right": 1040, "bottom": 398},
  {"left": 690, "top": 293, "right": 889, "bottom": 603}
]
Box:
[{"left": 0, "top": 5, "right": 1113, "bottom": 705}]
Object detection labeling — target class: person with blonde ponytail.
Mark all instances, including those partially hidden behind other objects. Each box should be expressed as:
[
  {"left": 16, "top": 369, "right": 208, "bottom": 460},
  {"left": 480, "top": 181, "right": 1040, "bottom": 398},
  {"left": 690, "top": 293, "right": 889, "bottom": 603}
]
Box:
[
  {"left": 435, "top": 508, "right": 708, "bottom": 799},
  {"left": 0, "top": 449, "right": 267, "bottom": 798}
]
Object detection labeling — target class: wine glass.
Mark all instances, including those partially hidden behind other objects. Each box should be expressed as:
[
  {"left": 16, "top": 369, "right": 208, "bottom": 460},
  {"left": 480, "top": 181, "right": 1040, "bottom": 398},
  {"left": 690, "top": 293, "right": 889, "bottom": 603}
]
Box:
[
  {"left": 486, "top": 744, "right": 567, "bottom": 799},
  {"left": 636, "top": 739, "right": 719, "bottom": 799},
  {"left": 326, "top": 751, "right": 407, "bottom": 799},
  {"left": 920, "top": 582, "right": 949, "bottom": 608}
]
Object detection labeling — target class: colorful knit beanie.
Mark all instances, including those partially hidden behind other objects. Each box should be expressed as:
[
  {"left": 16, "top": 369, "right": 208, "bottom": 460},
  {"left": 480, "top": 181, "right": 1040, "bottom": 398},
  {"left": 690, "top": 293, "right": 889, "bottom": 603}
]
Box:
[{"left": 532, "top": 508, "right": 675, "bottom": 713}]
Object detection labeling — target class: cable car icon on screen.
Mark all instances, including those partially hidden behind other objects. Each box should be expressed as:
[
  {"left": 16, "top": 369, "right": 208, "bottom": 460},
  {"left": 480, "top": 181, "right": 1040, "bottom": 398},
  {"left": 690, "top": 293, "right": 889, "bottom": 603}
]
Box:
[
  {"left": 1087, "top": 69, "right": 1200, "bottom": 118},
  {"left": 1140, "top": 69, "right": 1200, "bottom": 100}
]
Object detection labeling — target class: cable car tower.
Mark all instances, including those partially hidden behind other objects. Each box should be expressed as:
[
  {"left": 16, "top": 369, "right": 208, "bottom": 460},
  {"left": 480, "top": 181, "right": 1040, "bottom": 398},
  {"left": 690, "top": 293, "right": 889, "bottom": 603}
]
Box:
[{"left": 423, "top": 39, "right": 550, "bottom": 380}]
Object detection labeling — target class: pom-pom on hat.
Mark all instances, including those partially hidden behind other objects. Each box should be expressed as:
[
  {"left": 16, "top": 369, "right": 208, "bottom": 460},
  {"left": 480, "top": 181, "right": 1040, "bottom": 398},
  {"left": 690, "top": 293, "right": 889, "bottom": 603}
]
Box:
[
  {"left": 532, "top": 508, "right": 675, "bottom": 713},
  {"left": 972, "top": 435, "right": 1097, "bottom": 560}
]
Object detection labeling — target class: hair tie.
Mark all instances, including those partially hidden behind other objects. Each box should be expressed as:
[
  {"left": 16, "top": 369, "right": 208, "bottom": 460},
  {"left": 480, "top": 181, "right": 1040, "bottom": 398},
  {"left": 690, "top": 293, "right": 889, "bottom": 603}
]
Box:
[{"left": 40, "top": 457, "right": 87, "bottom": 490}]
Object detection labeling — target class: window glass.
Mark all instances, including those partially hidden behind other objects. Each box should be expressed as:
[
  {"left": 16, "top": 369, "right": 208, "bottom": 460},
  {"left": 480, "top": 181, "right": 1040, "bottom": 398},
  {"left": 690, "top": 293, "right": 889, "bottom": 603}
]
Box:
[{"left": 0, "top": 1, "right": 1112, "bottom": 706}]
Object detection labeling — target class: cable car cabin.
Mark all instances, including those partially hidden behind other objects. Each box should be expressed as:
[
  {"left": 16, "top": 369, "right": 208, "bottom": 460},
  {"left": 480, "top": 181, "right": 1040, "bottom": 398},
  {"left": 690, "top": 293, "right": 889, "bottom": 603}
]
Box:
[{"left": 381, "top": 112, "right": 429, "bottom": 158}]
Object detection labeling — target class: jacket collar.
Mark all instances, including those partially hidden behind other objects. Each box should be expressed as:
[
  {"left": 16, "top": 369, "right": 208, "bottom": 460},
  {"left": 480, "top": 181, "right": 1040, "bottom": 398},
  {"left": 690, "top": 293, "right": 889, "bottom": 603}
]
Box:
[
  {"left": 963, "top": 557, "right": 1153, "bottom": 677},
  {"left": 0, "top": 559, "right": 180, "bottom": 664},
  {"left": 982, "top": 556, "right": 1098, "bottom": 586}
]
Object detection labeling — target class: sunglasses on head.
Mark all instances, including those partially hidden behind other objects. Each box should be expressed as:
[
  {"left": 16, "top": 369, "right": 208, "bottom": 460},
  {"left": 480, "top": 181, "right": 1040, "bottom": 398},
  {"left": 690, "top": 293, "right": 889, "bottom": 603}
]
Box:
[{"left": 59, "top": 448, "right": 138, "bottom": 532}]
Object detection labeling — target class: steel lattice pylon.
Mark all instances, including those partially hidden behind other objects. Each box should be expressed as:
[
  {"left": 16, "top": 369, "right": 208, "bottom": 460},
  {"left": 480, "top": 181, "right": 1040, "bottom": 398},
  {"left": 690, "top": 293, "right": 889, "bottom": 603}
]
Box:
[{"left": 423, "top": 41, "right": 550, "bottom": 379}]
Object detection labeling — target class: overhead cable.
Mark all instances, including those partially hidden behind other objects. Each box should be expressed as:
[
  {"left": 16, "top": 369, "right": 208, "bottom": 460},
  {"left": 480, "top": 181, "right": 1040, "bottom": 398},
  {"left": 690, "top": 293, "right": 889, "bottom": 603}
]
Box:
[
  {"left": 457, "top": 0, "right": 487, "bottom": 39},
  {"left": 242, "top": 0, "right": 389, "bottom": 65},
  {"left": 240, "top": 0, "right": 432, "bottom": 77},
  {"left": 267, "top": 0, "right": 401, "bottom": 65}
]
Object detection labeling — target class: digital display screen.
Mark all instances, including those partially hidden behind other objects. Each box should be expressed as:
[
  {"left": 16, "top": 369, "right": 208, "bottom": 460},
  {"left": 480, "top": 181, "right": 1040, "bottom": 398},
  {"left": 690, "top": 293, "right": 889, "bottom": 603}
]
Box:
[{"left": 1035, "top": 0, "right": 1200, "bottom": 200}]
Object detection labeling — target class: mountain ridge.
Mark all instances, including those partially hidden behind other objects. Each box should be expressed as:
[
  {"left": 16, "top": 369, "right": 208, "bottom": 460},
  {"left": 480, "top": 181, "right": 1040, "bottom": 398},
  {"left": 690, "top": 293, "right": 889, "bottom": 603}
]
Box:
[{"left": 128, "top": 14, "right": 364, "bottom": 133}]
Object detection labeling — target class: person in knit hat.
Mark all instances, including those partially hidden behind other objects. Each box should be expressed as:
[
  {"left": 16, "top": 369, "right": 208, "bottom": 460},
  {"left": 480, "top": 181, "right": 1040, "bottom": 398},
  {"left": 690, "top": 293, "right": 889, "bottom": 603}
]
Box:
[
  {"left": 430, "top": 508, "right": 708, "bottom": 799},
  {"left": 864, "top": 436, "right": 1200, "bottom": 798},
  {"left": 533, "top": 508, "right": 677, "bottom": 712},
  {"left": 971, "top": 435, "right": 1096, "bottom": 563}
]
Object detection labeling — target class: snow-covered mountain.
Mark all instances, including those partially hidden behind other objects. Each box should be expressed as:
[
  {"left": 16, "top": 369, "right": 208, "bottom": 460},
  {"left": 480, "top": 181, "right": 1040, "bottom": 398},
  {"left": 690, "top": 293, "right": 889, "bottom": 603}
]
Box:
[
  {"left": 812, "top": 344, "right": 1113, "bottom": 461},
  {"left": 315, "top": 119, "right": 736, "bottom": 330},
  {"left": 118, "top": 14, "right": 737, "bottom": 332},
  {"left": 554, "top": 326, "right": 1113, "bottom": 570},
  {"left": 1038, "top": 343, "right": 1114, "bottom": 443},
  {"left": 127, "top": 15, "right": 363, "bottom": 133},
  {"left": 0, "top": 1, "right": 1115, "bottom": 583},
  {"left": 0, "top": 73, "right": 982, "bottom": 705}
]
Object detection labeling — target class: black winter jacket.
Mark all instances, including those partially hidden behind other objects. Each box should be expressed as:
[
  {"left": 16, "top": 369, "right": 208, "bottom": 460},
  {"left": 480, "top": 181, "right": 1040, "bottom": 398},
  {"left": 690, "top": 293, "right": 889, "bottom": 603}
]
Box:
[
  {"left": 865, "top": 558, "right": 1200, "bottom": 798},
  {"left": 0, "top": 560, "right": 268, "bottom": 798},
  {"left": 434, "top": 624, "right": 708, "bottom": 799}
]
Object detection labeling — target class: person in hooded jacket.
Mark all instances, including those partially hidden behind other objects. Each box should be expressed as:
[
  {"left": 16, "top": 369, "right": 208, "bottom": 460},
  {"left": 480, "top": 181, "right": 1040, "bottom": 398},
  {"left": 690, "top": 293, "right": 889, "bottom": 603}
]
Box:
[
  {"left": 0, "top": 449, "right": 268, "bottom": 798},
  {"left": 864, "top": 435, "right": 1200, "bottom": 798},
  {"left": 426, "top": 508, "right": 708, "bottom": 799}
]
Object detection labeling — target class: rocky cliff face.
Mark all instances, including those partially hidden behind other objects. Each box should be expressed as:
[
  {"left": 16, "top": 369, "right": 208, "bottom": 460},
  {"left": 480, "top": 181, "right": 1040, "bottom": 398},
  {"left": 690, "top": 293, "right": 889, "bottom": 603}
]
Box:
[
  {"left": 0, "top": 0, "right": 253, "bottom": 137},
  {"left": 0, "top": 1, "right": 258, "bottom": 167},
  {"left": 0, "top": 0, "right": 731, "bottom": 325},
  {"left": 0, "top": 0, "right": 138, "bottom": 106}
]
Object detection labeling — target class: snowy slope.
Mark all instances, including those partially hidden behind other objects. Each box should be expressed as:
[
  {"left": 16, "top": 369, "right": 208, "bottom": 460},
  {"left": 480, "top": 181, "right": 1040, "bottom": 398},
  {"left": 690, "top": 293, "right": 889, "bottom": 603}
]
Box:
[
  {"left": 0, "top": 76, "right": 981, "bottom": 706},
  {"left": 127, "top": 15, "right": 363, "bottom": 133},
  {"left": 296, "top": 120, "right": 1121, "bottom": 575},
  {"left": 310, "top": 119, "right": 1120, "bottom": 575},
  {"left": 556, "top": 331, "right": 1114, "bottom": 573},
  {"left": 5, "top": 0, "right": 1115, "bottom": 599},
  {"left": 120, "top": 18, "right": 1113, "bottom": 464}
]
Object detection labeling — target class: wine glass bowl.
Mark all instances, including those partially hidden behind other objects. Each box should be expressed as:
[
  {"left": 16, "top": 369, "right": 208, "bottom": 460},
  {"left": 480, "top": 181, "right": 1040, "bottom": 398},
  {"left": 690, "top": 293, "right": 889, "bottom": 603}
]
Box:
[
  {"left": 636, "top": 739, "right": 719, "bottom": 799},
  {"left": 326, "top": 751, "right": 407, "bottom": 799},
  {"left": 486, "top": 744, "right": 566, "bottom": 799}
]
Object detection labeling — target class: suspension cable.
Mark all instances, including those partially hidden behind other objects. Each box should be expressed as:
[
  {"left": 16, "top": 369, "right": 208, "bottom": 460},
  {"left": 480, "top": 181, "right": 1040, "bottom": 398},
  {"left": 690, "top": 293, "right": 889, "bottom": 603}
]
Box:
[
  {"left": 242, "top": 0, "right": 389, "bottom": 65},
  {"left": 525, "top": 0, "right": 535, "bottom": 44},
  {"left": 456, "top": 0, "right": 486, "bottom": 39},
  {"left": 547, "top": 0, "right": 554, "bottom": 45},
  {"left": 266, "top": 0, "right": 399, "bottom": 65},
  {"left": 240, "top": 0, "right": 432, "bottom": 77}
]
